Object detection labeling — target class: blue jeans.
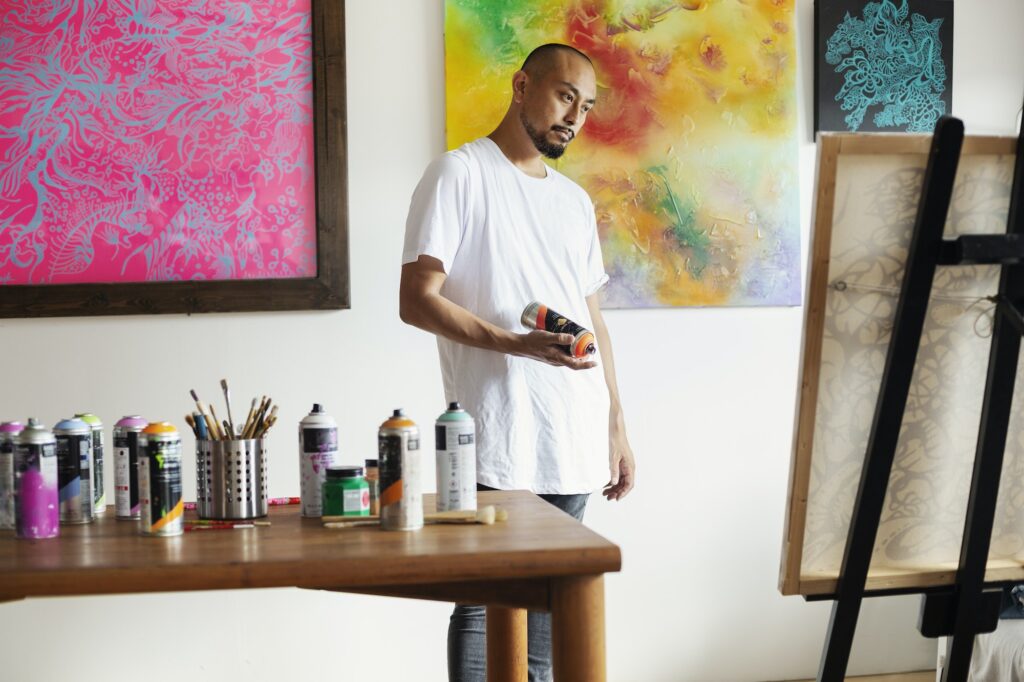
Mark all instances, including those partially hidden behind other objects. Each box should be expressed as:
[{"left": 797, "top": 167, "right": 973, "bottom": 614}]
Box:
[{"left": 447, "top": 484, "right": 590, "bottom": 682}]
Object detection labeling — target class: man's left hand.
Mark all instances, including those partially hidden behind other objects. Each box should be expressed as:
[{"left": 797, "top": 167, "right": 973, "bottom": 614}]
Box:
[{"left": 603, "top": 425, "right": 636, "bottom": 501}]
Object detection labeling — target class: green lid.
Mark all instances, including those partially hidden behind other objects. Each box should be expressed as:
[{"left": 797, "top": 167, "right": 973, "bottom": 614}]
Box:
[
  {"left": 438, "top": 402, "right": 472, "bottom": 421},
  {"left": 75, "top": 413, "right": 103, "bottom": 427}
]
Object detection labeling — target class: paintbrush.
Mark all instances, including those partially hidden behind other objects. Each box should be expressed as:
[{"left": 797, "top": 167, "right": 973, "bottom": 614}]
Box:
[
  {"left": 208, "top": 403, "right": 224, "bottom": 441},
  {"left": 244, "top": 396, "right": 267, "bottom": 438},
  {"left": 241, "top": 398, "right": 257, "bottom": 439},
  {"left": 426, "top": 506, "right": 507, "bottom": 525},
  {"left": 194, "top": 413, "right": 210, "bottom": 440},
  {"left": 254, "top": 398, "right": 273, "bottom": 434},
  {"left": 257, "top": 406, "right": 278, "bottom": 438},
  {"left": 323, "top": 506, "right": 507, "bottom": 528},
  {"left": 184, "top": 414, "right": 198, "bottom": 438},
  {"left": 220, "top": 379, "right": 235, "bottom": 436},
  {"left": 190, "top": 390, "right": 220, "bottom": 440}
]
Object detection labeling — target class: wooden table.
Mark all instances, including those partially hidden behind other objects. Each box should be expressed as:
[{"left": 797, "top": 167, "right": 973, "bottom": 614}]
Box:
[{"left": 0, "top": 490, "right": 621, "bottom": 681}]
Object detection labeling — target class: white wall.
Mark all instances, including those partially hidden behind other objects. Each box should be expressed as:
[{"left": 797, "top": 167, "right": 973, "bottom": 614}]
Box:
[{"left": 1, "top": 1, "right": 1022, "bottom": 680}]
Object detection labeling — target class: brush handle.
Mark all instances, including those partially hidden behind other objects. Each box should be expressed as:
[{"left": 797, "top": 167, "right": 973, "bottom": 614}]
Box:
[
  {"left": 221, "top": 382, "right": 235, "bottom": 434},
  {"left": 324, "top": 520, "right": 380, "bottom": 529},
  {"left": 208, "top": 404, "right": 224, "bottom": 440},
  {"left": 245, "top": 397, "right": 268, "bottom": 438},
  {"left": 184, "top": 414, "right": 197, "bottom": 437},
  {"left": 323, "top": 514, "right": 380, "bottom": 523},
  {"left": 241, "top": 399, "right": 257, "bottom": 439},
  {"left": 196, "top": 400, "right": 220, "bottom": 440}
]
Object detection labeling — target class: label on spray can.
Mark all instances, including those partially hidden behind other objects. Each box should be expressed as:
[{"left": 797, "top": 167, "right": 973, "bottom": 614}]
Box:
[
  {"left": 138, "top": 423, "right": 183, "bottom": 537},
  {"left": 521, "top": 301, "right": 597, "bottom": 358},
  {"left": 379, "top": 409, "right": 422, "bottom": 531},
  {"left": 435, "top": 403, "right": 477, "bottom": 513},
  {"left": 75, "top": 414, "right": 105, "bottom": 515},
  {"left": 14, "top": 420, "right": 59, "bottom": 540},
  {"left": 114, "top": 416, "right": 147, "bottom": 519},
  {"left": 298, "top": 404, "right": 339, "bottom": 517},
  {"left": 54, "top": 418, "right": 94, "bottom": 525},
  {"left": 0, "top": 422, "right": 23, "bottom": 531}
]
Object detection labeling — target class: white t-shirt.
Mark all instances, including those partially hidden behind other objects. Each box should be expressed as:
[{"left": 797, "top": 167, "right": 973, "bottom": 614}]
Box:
[{"left": 403, "top": 137, "right": 610, "bottom": 494}]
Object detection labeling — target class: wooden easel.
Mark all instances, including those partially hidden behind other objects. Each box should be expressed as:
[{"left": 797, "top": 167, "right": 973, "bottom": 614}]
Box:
[{"left": 817, "top": 113, "right": 1024, "bottom": 682}]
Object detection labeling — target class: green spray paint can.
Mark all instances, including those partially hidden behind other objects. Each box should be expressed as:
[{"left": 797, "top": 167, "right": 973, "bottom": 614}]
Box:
[{"left": 435, "top": 403, "right": 476, "bottom": 513}]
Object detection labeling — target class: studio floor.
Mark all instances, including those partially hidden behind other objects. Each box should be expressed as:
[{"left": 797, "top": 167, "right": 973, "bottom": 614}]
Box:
[{"left": 789, "top": 672, "right": 934, "bottom": 682}]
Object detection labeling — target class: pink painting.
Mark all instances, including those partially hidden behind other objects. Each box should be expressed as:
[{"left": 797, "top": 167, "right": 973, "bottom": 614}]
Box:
[{"left": 0, "top": 0, "right": 316, "bottom": 285}]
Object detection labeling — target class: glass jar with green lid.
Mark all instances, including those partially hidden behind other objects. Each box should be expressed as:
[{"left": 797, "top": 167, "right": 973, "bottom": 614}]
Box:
[{"left": 322, "top": 466, "right": 370, "bottom": 517}]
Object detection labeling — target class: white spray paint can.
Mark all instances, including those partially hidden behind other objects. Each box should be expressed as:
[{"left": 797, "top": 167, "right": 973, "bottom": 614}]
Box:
[
  {"left": 434, "top": 402, "right": 477, "bottom": 512},
  {"left": 298, "top": 404, "right": 339, "bottom": 517}
]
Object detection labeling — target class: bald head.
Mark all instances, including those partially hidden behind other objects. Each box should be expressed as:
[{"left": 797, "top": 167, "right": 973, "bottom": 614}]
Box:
[{"left": 521, "top": 44, "right": 593, "bottom": 79}]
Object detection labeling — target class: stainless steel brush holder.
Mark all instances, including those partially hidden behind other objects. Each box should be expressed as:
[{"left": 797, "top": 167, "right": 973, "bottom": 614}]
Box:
[{"left": 196, "top": 439, "right": 268, "bottom": 520}]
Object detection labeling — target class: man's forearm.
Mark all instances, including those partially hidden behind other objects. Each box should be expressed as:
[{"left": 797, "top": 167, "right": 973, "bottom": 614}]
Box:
[
  {"left": 402, "top": 291, "right": 522, "bottom": 355},
  {"left": 588, "top": 302, "right": 625, "bottom": 418}
]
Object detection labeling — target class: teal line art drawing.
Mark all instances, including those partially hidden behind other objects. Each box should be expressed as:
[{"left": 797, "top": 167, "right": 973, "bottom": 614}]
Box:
[{"left": 826, "top": 0, "right": 948, "bottom": 132}]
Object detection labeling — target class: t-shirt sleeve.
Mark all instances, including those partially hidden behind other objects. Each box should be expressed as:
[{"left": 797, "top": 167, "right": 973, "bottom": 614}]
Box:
[
  {"left": 583, "top": 204, "right": 609, "bottom": 296},
  {"left": 402, "top": 153, "right": 471, "bottom": 273}
]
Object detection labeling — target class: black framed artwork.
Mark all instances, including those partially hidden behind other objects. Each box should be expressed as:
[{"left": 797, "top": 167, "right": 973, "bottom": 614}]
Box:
[{"left": 815, "top": 0, "right": 953, "bottom": 134}]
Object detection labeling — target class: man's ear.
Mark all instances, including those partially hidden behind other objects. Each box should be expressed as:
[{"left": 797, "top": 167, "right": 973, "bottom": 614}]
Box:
[{"left": 512, "top": 70, "right": 528, "bottom": 104}]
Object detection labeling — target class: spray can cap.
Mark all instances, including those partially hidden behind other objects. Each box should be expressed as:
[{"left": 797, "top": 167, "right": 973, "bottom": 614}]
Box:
[
  {"left": 448, "top": 402, "right": 462, "bottom": 411},
  {"left": 392, "top": 408, "right": 405, "bottom": 418},
  {"left": 311, "top": 404, "right": 324, "bottom": 413}
]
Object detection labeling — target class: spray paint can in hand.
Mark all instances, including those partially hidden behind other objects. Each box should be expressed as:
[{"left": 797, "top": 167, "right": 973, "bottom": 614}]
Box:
[
  {"left": 435, "top": 403, "right": 477, "bottom": 513},
  {"left": 521, "top": 301, "right": 597, "bottom": 358},
  {"left": 0, "top": 421, "right": 24, "bottom": 530},
  {"left": 138, "top": 422, "right": 183, "bottom": 537},
  {"left": 298, "top": 404, "right": 339, "bottom": 517},
  {"left": 378, "top": 409, "right": 422, "bottom": 531},
  {"left": 53, "top": 418, "right": 94, "bottom": 525},
  {"left": 75, "top": 413, "right": 105, "bottom": 515},
  {"left": 114, "top": 416, "right": 148, "bottom": 520},
  {"left": 14, "top": 419, "right": 59, "bottom": 539}
]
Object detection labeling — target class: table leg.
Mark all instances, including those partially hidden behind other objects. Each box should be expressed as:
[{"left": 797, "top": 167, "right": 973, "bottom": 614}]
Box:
[
  {"left": 486, "top": 605, "right": 527, "bottom": 682},
  {"left": 551, "top": 575, "right": 606, "bottom": 682}
]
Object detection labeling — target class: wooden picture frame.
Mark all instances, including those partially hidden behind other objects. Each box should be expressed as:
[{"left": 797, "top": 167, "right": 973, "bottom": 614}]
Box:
[
  {"left": 0, "top": 0, "right": 348, "bottom": 318},
  {"left": 780, "top": 133, "right": 1024, "bottom": 596}
]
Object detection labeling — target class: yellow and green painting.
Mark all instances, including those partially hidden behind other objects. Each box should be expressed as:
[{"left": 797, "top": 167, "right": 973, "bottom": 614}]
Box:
[{"left": 445, "top": 0, "right": 800, "bottom": 307}]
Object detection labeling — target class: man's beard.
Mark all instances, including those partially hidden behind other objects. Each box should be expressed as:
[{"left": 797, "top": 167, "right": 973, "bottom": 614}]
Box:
[{"left": 520, "top": 111, "right": 570, "bottom": 159}]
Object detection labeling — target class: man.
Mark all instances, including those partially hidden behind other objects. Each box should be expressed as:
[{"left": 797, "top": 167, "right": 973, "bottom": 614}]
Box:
[{"left": 400, "top": 44, "right": 636, "bottom": 681}]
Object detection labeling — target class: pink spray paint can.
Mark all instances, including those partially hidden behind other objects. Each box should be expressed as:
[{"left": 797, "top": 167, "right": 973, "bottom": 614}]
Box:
[
  {"left": 114, "top": 416, "right": 148, "bottom": 520},
  {"left": 14, "top": 418, "right": 59, "bottom": 539}
]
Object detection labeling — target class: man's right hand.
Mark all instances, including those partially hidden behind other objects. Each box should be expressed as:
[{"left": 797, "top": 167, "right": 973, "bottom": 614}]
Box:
[{"left": 516, "top": 330, "right": 597, "bottom": 370}]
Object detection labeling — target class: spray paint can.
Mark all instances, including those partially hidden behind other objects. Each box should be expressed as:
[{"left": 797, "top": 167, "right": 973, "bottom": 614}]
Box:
[
  {"left": 138, "top": 422, "right": 183, "bottom": 537},
  {"left": 0, "top": 422, "right": 24, "bottom": 531},
  {"left": 114, "top": 416, "right": 148, "bottom": 520},
  {"left": 298, "top": 404, "right": 339, "bottom": 517},
  {"left": 14, "top": 419, "right": 59, "bottom": 539},
  {"left": 53, "top": 418, "right": 94, "bottom": 525},
  {"left": 435, "top": 403, "right": 477, "bottom": 513},
  {"left": 378, "top": 409, "right": 422, "bottom": 531},
  {"left": 364, "top": 458, "right": 380, "bottom": 516},
  {"left": 75, "top": 413, "right": 105, "bottom": 515},
  {"left": 521, "top": 301, "right": 597, "bottom": 358}
]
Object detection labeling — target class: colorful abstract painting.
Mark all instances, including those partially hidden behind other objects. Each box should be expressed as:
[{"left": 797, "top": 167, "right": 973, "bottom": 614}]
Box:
[
  {"left": 815, "top": 0, "right": 953, "bottom": 133},
  {"left": 0, "top": 0, "right": 316, "bottom": 285},
  {"left": 445, "top": 0, "right": 800, "bottom": 307}
]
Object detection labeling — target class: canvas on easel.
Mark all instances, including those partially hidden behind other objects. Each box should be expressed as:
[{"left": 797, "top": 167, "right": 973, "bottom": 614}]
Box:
[{"left": 780, "top": 133, "right": 1024, "bottom": 597}]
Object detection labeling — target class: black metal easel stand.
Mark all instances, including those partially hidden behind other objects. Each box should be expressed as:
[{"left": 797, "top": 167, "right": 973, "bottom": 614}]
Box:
[{"left": 817, "top": 113, "right": 1024, "bottom": 682}]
